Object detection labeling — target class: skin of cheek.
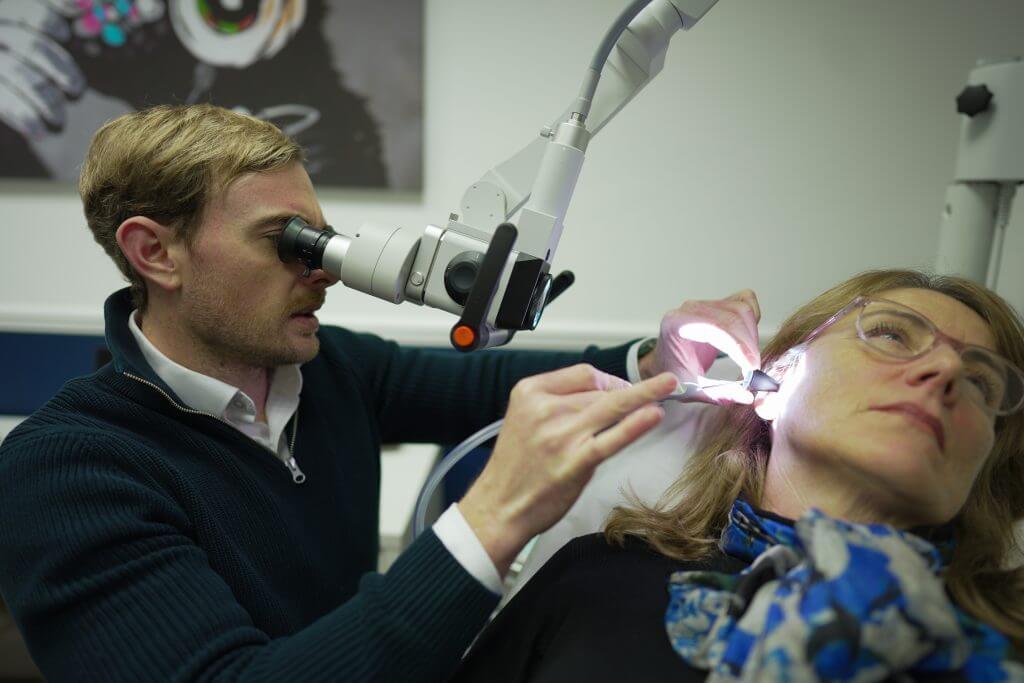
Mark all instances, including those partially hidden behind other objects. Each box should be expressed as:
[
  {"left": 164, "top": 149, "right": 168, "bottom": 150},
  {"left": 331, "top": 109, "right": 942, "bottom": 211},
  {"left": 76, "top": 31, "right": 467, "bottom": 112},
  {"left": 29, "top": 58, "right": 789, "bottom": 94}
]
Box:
[
  {"left": 770, "top": 338, "right": 994, "bottom": 526},
  {"left": 183, "top": 222, "right": 321, "bottom": 367}
]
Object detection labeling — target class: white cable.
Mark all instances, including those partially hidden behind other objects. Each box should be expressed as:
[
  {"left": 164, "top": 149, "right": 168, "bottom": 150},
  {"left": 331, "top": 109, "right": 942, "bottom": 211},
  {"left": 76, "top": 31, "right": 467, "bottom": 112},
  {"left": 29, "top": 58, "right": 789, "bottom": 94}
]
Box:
[{"left": 412, "top": 419, "right": 504, "bottom": 540}]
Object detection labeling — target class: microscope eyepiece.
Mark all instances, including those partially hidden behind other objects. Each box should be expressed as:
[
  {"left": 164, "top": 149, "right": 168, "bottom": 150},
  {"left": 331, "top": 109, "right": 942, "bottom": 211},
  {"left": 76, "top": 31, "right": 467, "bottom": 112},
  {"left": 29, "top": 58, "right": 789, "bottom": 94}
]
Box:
[{"left": 278, "top": 216, "right": 336, "bottom": 271}]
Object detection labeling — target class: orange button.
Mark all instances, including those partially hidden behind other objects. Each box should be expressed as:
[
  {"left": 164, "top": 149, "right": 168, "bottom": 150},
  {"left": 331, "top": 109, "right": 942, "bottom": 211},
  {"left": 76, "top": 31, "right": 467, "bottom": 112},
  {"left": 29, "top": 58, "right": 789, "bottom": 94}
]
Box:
[{"left": 452, "top": 326, "right": 476, "bottom": 348}]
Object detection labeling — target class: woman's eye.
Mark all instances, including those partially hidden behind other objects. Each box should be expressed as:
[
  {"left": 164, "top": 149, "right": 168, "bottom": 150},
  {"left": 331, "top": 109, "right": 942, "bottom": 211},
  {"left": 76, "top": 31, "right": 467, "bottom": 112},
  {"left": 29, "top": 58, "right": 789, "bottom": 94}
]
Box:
[
  {"left": 966, "top": 372, "right": 996, "bottom": 404},
  {"left": 865, "top": 323, "right": 910, "bottom": 347}
]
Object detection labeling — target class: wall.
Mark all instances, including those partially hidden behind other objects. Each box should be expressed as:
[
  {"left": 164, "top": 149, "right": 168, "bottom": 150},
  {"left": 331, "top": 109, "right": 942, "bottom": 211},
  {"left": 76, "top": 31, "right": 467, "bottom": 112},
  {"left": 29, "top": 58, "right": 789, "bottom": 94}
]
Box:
[{"left": 2, "top": 0, "right": 1023, "bottom": 351}]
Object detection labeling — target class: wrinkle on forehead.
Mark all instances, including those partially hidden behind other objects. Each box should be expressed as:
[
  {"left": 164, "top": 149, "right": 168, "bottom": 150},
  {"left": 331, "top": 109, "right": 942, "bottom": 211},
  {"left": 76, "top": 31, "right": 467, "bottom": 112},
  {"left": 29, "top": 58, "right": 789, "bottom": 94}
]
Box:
[{"left": 880, "top": 288, "right": 996, "bottom": 352}]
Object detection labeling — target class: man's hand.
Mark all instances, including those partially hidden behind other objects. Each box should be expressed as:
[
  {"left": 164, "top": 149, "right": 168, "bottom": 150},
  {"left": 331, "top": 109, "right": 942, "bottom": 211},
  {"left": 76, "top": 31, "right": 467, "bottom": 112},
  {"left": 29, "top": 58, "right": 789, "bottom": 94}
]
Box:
[
  {"left": 457, "top": 365, "right": 677, "bottom": 576},
  {"left": 638, "top": 290, "right": 762, "bottom": 394}
]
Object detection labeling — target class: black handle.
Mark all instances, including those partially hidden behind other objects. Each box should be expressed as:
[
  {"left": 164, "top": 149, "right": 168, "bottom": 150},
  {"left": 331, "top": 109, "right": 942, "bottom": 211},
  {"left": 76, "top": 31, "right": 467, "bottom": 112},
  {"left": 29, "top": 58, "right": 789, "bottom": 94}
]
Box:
[
  {"left": 546, "top": 270, "right": 575, "bottom": 305},
  {"left": 450, "top": 223, "right": 518, "bottom": 352}
]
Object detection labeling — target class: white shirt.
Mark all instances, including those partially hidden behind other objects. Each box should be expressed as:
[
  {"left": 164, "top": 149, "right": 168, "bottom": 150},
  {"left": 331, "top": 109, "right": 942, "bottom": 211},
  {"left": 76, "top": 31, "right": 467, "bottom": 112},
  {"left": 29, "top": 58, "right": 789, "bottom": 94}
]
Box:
[{"left": 128, "top": 313, "right": 648, "bottom": 595}]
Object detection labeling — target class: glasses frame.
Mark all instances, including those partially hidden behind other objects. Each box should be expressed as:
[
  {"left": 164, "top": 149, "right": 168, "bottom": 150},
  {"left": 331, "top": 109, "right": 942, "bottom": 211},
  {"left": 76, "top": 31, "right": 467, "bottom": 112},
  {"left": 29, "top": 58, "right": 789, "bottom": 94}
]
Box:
[{"left": 798, "top": 296, "right": 1024, "bottom": 416}]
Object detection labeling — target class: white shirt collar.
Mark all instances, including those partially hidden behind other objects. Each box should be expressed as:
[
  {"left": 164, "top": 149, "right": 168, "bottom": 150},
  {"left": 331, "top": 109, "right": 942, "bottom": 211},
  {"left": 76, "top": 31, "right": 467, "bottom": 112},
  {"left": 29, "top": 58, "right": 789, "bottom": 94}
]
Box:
[{"left": 128, "top": 311, "right": 302, "bottom": 456}]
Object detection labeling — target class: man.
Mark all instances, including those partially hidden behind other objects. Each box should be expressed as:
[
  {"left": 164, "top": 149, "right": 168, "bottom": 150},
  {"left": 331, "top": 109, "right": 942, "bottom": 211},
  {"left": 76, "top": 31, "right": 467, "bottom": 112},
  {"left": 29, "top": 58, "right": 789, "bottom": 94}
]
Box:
[{"left": 0, "top": 104, "right": 755, "bottom": 681}]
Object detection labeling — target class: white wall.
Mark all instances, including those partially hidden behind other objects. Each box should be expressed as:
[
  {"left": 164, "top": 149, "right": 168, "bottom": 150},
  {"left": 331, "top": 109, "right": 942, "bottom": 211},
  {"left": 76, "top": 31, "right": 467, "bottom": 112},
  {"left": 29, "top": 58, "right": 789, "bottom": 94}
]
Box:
[{"left": 2, "top": 0, "right": 1022, "bottom": 348}]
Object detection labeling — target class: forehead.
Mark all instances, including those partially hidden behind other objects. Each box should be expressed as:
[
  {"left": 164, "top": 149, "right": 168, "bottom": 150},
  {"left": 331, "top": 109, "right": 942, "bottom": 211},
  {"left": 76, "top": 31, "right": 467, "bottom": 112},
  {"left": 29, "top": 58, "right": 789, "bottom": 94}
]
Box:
[
  {"left": 877, "top": 287, "right": 996, "bottom": 351},
  {"left": 208, "top": 163, "right": 323, "bottom": 227}
]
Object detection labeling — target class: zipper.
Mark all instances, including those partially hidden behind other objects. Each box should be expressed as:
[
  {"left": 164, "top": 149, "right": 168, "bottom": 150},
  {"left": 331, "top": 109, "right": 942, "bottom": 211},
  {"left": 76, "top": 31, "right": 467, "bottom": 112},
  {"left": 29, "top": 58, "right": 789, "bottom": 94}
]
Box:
[
  {"left": 285, "top": 408, "right": 304, "bottom": 483},
  {"left": 123, "top": 371, "right": 305, "bottom": 485},
  {"left": 285, "top": 457, "right": 306, "bottom": 484}
]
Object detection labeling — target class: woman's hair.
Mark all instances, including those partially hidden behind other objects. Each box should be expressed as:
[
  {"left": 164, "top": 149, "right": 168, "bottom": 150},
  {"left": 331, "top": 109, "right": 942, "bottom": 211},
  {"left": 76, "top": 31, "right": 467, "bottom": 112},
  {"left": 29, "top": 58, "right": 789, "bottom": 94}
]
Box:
[
  {"left": 79, "top": 103, "right": 304, "bottom": 313},
  {"left": 606, "top": 269, "right": 1024, "bottom": 649}
]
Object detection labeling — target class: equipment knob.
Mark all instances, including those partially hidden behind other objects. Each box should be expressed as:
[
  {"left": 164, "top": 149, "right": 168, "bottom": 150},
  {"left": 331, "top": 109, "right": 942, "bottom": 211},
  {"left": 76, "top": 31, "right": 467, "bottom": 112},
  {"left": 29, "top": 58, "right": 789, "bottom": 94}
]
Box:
[
  {"left": 955, "top": 84, "right": 994, "bottom": 117},
  {"left": 444, "top": 251, "right": 484, "bottom": 306}
]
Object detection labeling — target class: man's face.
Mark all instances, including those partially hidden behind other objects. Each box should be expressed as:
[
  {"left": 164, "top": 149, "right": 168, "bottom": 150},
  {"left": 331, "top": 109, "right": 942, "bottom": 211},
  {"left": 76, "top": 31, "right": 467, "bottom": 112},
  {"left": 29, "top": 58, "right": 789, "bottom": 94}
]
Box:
[
  {"left": 769, "top": 288, "right": 998, "bottom": 525},
  {"left": 175, "top": 162, "right": 336, "bottom": 368}
]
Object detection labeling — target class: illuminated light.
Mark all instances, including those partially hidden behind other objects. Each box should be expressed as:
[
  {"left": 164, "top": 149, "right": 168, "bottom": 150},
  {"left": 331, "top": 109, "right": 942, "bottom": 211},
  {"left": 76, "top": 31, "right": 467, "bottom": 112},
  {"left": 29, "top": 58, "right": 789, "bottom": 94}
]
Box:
[
  {"left": 769, "top": 351, "right": 809, "bottom": 424},
  {"left": 700, "top": 381, "right": 754, "bottom": 405},
  {"left": 677, "top": 321, "right": 755, "bottom": 374},
  {"left": 452, "top": 326, "right": 476, "bottom": 348}
]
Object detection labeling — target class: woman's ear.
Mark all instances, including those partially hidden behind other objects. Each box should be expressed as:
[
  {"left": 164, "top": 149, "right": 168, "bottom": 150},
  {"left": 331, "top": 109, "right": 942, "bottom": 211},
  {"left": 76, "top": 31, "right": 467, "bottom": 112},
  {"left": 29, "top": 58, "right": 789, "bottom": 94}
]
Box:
[
  {"left": 116, "top": 216, "right": 183, "bottom": 293},
  {"left": 754, "top": 390, "right": 783, "bottom": 422},
  {"left": 751, "top": 352, "right": 800, "bottom": 423}
]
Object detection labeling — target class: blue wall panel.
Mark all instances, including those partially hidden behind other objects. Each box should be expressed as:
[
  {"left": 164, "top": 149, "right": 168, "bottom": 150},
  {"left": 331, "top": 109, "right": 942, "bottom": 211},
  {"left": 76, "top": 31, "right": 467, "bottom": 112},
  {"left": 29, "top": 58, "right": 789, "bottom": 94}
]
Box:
[{"left": 0, "top": 332, "right": 108, "bottom": 414}]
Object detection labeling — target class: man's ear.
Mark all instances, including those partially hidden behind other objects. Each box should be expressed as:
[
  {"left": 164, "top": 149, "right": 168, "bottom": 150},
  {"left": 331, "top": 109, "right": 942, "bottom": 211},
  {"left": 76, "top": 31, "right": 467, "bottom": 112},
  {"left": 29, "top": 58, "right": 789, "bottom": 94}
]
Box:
[{"left": 115, "top": 216, "right": 184, "bottom": 293}]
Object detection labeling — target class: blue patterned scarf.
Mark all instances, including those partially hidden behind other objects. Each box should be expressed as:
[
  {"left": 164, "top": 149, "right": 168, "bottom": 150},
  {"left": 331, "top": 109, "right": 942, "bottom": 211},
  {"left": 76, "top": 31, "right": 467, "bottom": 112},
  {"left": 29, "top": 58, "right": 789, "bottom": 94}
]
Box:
[{"left": 664, "top": 499, "right": 1024, "bottom": 681}]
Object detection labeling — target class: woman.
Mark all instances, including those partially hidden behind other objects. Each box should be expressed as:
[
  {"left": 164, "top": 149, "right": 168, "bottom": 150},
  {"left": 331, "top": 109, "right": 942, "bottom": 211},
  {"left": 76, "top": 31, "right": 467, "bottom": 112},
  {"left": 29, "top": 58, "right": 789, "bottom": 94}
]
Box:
[{"left": 452, "top": 269, "right": 1024, "bottom": 682}]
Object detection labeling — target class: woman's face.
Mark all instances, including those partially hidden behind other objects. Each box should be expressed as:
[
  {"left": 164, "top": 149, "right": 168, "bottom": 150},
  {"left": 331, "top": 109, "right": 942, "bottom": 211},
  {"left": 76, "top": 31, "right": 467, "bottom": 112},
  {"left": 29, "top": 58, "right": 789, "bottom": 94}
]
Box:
[{"left": 766, "top": 288, "right": 998, "bottom": 526}]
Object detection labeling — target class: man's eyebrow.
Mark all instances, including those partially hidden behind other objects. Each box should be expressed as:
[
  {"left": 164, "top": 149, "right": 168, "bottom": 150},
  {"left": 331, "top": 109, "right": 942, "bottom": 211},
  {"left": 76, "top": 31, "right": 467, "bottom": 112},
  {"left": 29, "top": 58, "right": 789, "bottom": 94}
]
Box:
[{"left": 248, "top": 213, "right": 314, "bottom": 232}]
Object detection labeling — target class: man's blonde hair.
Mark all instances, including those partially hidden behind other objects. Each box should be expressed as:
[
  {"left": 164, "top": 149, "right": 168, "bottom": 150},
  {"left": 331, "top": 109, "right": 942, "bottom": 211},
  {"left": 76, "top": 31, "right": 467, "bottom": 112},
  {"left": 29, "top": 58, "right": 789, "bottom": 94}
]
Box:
[
  {"left": 606, "top": 269, "right": 1024, "bottom": 653},
  {"left": 79, "top": 104, "right": 304, "bottom": 312}
]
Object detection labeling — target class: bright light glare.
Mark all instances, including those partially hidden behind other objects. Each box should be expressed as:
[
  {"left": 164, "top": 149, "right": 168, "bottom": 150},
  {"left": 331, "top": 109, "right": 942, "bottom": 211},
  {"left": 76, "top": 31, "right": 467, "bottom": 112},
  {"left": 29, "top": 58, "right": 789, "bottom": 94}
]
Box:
[
  {"left": 700, "top": 381, "right": 754, "bottom": 404},
  {"left": 677, "top": 321, "right": 755, "bottom": 374},
  {"left": 771, "top": 353, "right": 808, "bottom": 422}
]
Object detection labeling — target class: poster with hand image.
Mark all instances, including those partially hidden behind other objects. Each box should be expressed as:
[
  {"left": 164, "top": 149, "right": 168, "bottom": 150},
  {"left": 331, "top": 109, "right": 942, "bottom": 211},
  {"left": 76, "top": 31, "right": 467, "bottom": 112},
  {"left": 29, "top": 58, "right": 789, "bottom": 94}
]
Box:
[{"left": 0, "top": 0, "right": 423, "bottom": 190}]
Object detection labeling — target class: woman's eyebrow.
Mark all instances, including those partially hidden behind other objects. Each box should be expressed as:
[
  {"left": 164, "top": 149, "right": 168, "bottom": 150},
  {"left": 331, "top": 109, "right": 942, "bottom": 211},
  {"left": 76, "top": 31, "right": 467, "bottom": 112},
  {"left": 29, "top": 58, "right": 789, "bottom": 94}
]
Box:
[{"left": 964, "top": 345, "right": 1004, "bottom": 373}]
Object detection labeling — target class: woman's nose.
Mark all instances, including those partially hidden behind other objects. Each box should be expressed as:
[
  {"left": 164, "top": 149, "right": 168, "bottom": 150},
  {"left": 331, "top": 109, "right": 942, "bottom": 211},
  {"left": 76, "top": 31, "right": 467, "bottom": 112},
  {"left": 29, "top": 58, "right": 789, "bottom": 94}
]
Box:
[{"left": 905, "top": 342, "right": 965, "bottom": 403}]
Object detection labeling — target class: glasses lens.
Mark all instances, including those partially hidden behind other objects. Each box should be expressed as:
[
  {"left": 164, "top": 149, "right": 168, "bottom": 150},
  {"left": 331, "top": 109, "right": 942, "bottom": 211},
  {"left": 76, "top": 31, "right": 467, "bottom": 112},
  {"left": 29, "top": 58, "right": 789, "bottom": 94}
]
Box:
[
  {"left": 960, "top": 348, "right": 1014, "bottom": 413},
  {"left": 858, "top": 304, "right": 934, "bottom": 358},
  {"left": 968, "top": 348, "right": 1024, "bottom": 415}
]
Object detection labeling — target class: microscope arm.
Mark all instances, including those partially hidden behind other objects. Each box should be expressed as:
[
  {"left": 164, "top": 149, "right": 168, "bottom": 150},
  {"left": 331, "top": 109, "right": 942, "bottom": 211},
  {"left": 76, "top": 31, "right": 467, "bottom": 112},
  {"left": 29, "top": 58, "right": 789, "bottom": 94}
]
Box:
[{"left": 458, "top": 0, "right": 718, "bottom": 231}]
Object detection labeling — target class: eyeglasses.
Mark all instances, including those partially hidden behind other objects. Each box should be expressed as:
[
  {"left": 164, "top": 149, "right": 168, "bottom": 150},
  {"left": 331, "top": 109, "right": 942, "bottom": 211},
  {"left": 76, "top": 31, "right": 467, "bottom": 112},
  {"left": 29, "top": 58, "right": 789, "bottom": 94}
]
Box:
[{"left": 800, "top": 296, "right": 1024, "bottom": 416}]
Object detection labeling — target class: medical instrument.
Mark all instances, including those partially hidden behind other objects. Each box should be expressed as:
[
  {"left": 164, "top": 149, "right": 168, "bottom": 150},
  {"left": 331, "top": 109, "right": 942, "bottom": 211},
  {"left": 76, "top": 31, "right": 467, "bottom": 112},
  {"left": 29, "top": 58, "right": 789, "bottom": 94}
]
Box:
[
  {"left": 412, "top": 369, "right": 777, "bottom": 539},
  {"left": 279, "top": 0, "right": 720, "bottom": 351},
  {"left": 937, "top": 58, "right": 1024, "bottom": 315},
  {"left": 659, "top": 368, "right": 780, "bottom": 404}
]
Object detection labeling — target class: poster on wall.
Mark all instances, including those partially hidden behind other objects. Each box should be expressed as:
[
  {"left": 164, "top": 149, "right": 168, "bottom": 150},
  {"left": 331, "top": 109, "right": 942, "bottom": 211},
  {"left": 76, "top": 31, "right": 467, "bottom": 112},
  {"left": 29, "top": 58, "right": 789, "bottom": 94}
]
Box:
[{"left": 0, "top": 0, "right": 423, "bottom": 190}]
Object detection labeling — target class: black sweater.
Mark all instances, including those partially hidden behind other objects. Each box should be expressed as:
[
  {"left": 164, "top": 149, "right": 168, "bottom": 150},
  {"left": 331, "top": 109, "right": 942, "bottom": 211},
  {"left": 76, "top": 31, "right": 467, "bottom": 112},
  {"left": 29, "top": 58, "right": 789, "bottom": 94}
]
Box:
[
  {"left": 0, "top": 288, "right": 633, "bottom": 682},
  {"left": 452, "top": 534, "right": 748, "bottom": 683}
]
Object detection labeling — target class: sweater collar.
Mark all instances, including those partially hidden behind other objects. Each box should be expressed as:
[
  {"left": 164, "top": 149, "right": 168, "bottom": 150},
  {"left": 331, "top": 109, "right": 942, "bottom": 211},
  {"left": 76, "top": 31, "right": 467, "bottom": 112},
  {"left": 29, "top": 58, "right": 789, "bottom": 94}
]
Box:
[{"left": 103, "top": 288, "right": 185, "bottom": 405}]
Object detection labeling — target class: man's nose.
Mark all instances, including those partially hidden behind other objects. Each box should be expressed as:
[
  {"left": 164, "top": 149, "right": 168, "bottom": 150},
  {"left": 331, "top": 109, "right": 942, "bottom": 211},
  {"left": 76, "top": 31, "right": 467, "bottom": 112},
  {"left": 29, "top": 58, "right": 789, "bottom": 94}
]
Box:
[
  {"left": 289, "top": 259, "right": 338, "bottom": 288},
  {"left": 305, "top": 267, "right": 339, "bottom": 288}
]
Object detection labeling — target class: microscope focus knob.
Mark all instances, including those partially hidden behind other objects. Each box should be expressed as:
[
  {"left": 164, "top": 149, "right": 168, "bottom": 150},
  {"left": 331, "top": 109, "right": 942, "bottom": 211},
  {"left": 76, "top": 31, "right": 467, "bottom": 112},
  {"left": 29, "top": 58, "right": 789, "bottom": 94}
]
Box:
[
  {"left": 444, "top": 251, "right": 484, "bottom": 306},
  {"left": 955, "top": 84, "right": 994, "bottom": 118}
]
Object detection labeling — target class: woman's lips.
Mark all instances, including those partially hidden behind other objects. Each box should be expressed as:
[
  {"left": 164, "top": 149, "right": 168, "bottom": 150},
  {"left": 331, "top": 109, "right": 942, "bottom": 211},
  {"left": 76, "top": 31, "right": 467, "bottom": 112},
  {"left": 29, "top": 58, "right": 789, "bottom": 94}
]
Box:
[{"left": 874, "top": 403, "right": 945, "bottom": 450}]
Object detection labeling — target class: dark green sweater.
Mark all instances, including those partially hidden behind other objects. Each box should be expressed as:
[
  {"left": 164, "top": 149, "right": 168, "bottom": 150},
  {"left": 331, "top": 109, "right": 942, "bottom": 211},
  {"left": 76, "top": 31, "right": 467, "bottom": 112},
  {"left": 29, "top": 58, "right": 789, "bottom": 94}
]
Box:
[{"left": 0, "top": 289, "right": 632, "bottom": 682}]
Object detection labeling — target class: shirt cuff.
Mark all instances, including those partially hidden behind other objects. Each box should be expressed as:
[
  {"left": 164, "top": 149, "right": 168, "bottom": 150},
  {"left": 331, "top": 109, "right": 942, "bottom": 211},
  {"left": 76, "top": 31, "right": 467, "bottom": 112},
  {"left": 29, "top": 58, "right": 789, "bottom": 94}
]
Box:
[
  {"left": 626, "top": 337, "right": 655, "bottom": 384},
  {"left": 433, "top": 503, "right": 504, "bottom": 595}
]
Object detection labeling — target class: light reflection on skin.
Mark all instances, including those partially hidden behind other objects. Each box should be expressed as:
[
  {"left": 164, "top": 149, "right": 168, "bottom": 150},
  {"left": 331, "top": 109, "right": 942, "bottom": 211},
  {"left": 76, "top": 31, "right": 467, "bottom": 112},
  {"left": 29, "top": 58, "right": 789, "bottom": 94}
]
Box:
[
  {"left": 756, "top": 354, "right": 813, "bottom": 510},
  {"left": 759, "top": 350, "right": 809, "bottom": 424}
]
